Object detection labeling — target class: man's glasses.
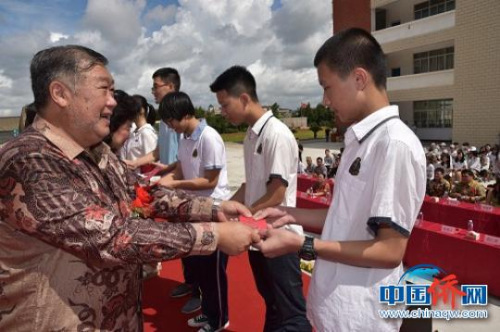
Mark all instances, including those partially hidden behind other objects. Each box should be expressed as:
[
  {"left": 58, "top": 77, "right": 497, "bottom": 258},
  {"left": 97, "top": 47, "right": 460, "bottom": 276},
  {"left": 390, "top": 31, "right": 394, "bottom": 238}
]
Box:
[{"left": 151, "top": 83, "right": 168, "bottom": 92}]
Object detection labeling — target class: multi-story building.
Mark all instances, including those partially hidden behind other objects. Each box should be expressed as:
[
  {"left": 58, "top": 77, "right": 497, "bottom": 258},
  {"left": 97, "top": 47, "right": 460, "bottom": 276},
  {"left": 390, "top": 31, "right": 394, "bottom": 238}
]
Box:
[{"left": 333, "top": 0, "right": 500, "bottom": 146}]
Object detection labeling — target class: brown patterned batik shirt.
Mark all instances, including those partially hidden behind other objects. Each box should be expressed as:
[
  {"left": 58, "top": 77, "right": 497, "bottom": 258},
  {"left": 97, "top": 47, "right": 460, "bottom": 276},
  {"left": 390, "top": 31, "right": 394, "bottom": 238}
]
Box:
[{"left": 0, "top": 117, "right": 217, "bottom": 331}]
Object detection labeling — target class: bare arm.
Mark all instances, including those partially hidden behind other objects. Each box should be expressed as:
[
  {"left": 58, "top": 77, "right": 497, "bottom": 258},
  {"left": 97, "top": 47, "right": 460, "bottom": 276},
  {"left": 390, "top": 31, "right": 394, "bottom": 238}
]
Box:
[
  {"left": 249, "top": 178, "right": 287, "bottom": 214},
  {"left": 160, "top": 168, "right": 222, "bottom": 191},
  {"left": 255, "top": 226, "right": 408, "bottom": 269},
  {"left": 231, "top": 183, "right": 246, "bottom": 204},
  {"left": 123, "top": 146, "right": 159, "bottom": 169}
]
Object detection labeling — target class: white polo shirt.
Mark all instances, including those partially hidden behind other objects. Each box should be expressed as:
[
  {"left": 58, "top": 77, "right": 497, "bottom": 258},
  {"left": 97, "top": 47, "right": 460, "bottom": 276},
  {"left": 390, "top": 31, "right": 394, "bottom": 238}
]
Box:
[
  {"left": 120, "top": 123, "right": 158, "bottom": 160},
  {"left": 178, "top": 119, "right": 230, "bottom": 200},
  {"left": 244, "top": 111, "right": 302, "bottom": 235},
  {"left": 307, "top": 106, "right": 426, "bottom": 331}
]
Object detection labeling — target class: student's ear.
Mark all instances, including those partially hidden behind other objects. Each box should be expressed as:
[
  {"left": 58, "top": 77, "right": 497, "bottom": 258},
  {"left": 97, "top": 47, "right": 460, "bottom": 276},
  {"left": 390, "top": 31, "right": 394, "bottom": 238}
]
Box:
[
  {"left": 49, "top": 80, "right": 71, "bottom": 108},
  {"left": 353, "top": 68, "right": 369, "bottom": 91},
  {"left": 239, "top": 93, "right": 251, "bottom": 108}
]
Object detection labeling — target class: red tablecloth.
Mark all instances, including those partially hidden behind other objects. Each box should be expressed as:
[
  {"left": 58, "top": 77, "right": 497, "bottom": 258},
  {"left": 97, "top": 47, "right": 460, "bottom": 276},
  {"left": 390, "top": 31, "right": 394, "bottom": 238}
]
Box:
[
  {"left": 297, "top": 174, "right": 334, "bottom": 194},
  {"left": 296, "top": 191, "right": 331, "bottom": 209},
  {"left": 421, "top": 196, "right": 500, "bottom": 236},
  {"left": 404, "top": 220, "right": 500, "bottom": 297}
]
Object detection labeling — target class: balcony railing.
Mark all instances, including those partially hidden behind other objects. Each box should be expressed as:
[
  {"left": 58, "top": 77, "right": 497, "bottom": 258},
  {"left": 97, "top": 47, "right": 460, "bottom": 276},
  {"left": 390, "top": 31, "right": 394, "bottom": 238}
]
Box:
[
  {"left": 387, "top": 69, "right": 454, "bottom": 91},
  {"left": 373, "top": 10, "right": 455, "bottom": 45}
]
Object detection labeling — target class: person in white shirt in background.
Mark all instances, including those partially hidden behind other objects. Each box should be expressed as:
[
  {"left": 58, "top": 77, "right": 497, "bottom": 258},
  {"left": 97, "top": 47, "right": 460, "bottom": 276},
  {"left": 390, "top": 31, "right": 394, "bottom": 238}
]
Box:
[
  {"left": 210, "top": 65, "right": 311, "bottom": 332},
  {"left": 120, "top": 94, "right": 158, "bottom": 161},
  {"left": 254, "top": 28, "right": 426, "bottom": 332},
  {"left": 157, "top": 91, "right": 231, "bottom": 332}
]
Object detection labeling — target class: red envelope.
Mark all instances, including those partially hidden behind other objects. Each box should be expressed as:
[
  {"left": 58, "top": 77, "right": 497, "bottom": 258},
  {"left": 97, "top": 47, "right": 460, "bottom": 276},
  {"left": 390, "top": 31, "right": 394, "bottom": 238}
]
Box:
[{"left": 239, "top": 216, "right": 268, "bottom": 230}]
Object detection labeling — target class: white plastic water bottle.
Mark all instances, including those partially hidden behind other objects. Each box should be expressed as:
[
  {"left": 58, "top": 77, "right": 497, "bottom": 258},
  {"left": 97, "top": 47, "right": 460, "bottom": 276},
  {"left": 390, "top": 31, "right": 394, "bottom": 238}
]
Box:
[
  {"left": 467, "top": 220, "right": 474, "bottom": 232},
  {"left": 416, "top": 211, "right": 423, "bottom": 226}
]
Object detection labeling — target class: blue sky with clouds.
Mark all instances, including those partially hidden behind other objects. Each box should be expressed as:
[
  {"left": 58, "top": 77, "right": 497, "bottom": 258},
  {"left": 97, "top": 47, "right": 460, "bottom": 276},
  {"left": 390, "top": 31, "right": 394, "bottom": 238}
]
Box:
[{"left": 0, "top": 0, "right": 332, "bottom": 117}]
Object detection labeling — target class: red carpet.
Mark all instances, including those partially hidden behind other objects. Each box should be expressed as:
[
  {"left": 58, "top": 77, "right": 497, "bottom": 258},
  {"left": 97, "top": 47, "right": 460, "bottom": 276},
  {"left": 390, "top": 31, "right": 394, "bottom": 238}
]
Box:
[{"left": 143, "top": 252, "right": 310, "bottom": 332}]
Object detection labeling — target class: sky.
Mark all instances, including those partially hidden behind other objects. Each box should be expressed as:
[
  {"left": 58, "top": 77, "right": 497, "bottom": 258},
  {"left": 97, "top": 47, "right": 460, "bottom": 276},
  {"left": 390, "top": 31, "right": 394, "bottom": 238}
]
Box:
[{"left": 0, "top": 0, "right": 333, "bottom": 117}]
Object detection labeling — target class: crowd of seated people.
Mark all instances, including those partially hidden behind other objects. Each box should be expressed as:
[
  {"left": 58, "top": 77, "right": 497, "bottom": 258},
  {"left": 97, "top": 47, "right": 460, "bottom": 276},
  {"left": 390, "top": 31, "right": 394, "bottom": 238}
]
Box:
[{"left": 424, "top": 141, "right": 500, "bottom": 206}]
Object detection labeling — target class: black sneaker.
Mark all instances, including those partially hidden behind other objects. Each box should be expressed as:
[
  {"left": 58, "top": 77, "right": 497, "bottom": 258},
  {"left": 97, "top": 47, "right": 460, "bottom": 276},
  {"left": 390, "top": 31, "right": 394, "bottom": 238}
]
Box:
[
  {"left": 170, "top": 283, "right": 192, "bottom": 298},
  {"left": 181, "top": 295, "right": 201, "bottom": 314}
]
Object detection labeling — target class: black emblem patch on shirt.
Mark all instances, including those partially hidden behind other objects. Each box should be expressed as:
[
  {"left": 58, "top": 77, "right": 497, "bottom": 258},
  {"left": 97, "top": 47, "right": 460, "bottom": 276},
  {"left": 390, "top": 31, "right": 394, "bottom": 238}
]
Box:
[
  {"left": 256, "top": 143, "right": 263, "bottom": 154},
  {"left": 349, "top": 157, "right": 361, "bottom": 176},
  {"left": 192, "top": 149, "right": 198, "bottom": 158}
]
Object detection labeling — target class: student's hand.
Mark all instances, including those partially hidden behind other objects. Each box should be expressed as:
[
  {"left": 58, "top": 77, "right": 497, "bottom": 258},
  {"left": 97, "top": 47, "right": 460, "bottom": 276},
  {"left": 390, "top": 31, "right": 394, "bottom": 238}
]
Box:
[
  {"left": 157, "top": 176, "right": 177, "bottom": 189},
  {"left": 123, "top": 159, "right": 138, "bottom": 169},
  {"left": 253, "top": 207, "right": 295, "bottom": 228},
  {"left": 216, "top": 222, "right": 261, "bottom": 255},
  {"left": 217, "top": 201, "right": 252, "bottom": 222},
  {"left": 253, "top": 229, "right": 303, "bottom": 258}
]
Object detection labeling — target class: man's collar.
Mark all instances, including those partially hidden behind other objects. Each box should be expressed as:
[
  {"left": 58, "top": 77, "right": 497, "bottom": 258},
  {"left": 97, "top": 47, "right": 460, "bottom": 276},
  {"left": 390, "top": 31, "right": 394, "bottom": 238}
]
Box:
[
  {"left": 185, "top": 119, "right": 206, "bottom": 140},
  {"left": 345, "top": 105, "right": 399, "bottom": 144},
  {"left": 251, "top": 111, "right": 273, "bottom": 136},
  {"left": 32, "top": 115, "right": 110, "bottom": 162}
]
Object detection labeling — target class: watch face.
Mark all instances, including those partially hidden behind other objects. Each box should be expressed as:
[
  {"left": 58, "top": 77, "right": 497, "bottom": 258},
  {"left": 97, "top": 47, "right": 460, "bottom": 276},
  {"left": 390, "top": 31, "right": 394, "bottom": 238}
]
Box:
[{"left": 299, "top": 236, "right": 316, "bottom": 261}]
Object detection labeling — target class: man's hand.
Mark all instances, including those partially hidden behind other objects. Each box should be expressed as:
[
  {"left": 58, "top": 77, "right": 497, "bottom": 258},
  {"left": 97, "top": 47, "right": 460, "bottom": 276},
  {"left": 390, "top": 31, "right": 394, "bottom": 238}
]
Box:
[
  {"left": 253, "top": 207, "right": 295, "bottom": 228},
  {"left": 253, "top": 229, "right": 303, "bottom": 258},
  {"left": 217, "top": 200, "right": 252, "bottom": 222},
  {"left": 216, "top": 222, "right": 261, "bottom": 255}
]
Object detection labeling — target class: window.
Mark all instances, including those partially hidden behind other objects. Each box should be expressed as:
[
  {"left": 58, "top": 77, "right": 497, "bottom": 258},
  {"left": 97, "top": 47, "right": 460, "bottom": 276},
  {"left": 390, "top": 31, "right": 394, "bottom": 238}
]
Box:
[
  {"left": 414, "top": 99, "right": 453, "bottom": 128},
  {"left": 391, "top": 68, "right": 401, "bottom": 77},
  {"left": 414, "top": 47, "right": 454, "bottom": 74},
  {"left": 414, "top": 0, "right": 455, "bottom": 20}
]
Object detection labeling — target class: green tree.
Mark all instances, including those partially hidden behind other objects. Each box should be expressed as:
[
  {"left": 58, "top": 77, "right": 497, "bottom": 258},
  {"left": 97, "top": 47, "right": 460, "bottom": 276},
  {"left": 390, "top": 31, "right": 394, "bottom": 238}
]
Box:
[
  {"left": 309, "top": 122, "right": 321, "bottom": 139},
  {"left": 270, "top": 102, "right": 281, "bottom": 119}
]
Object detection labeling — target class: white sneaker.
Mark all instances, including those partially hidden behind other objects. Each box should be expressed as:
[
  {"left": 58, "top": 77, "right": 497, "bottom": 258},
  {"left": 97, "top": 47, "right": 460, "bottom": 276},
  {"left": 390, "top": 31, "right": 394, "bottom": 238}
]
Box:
[
  {"left": 187, "top": 314, "right": 208, "bottom": 327},
  {"left": 197, "top": 321, "right": 229, "bottom": 332}
]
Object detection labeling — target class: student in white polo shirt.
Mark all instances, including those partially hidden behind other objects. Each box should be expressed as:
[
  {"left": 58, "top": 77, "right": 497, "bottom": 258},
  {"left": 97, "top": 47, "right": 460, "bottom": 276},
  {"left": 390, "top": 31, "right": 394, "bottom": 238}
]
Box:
[
  {"left": 210, "top": 66, "right": 312, "bottom": 332},
  {"left": 254, "top": 28, "right": 427, "bottom": 332},
  {"left": 157, "top": 91, "right": 231, "bottom": 332}
]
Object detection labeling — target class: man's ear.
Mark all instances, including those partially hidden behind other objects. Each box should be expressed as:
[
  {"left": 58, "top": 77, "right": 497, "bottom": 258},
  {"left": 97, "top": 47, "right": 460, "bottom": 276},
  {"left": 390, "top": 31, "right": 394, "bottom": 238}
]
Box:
[
  {"left": 49, "top": 80, "right": 71, "bottom": 108},
  {"left": 353, "top": 67, "right": 369, "bottom": 91},
  {"left": 239, "top": 93, "right": 251, "bottom": 108}
]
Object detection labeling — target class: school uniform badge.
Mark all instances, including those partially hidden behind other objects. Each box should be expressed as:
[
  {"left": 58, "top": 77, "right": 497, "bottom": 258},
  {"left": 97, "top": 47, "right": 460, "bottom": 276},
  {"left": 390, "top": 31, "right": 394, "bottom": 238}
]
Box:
[
  {"left": 257, "top": 143, "right": 263, "bottom": 154},
  {"left": 349, "top": 157, "right": 361, "bottom": 175},
  {"left": 192, "top": 149, "right": 198, "bottom": 158}
]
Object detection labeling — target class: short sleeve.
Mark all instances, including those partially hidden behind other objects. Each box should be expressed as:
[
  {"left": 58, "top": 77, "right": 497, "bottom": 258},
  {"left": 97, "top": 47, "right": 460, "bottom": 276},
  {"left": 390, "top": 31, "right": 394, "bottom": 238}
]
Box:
[
  {"left": 141, "top": 126, "right": 158, "bottom": 155},
  {"left": 264, "top": 129, "right": 298, "bottom": 187},
  {"left": 367, "top": 140, "right": 426, "bottom": 237},
  {"left": 200, "top": 129, "right": 225, "bottom": 171}
]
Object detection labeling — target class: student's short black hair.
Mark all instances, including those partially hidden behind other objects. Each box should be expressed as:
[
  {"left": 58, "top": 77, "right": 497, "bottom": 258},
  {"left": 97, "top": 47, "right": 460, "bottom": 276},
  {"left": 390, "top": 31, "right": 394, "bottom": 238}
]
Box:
[
  {"left": 209, "top": 65, "right": 259, "bottom": 102},
  {"left": 158, "top": 91, "right": 195, "bottom": 122},
  {"left": 435, "top": 167, "right": 445, "bottom": 174},
  {"left": 152, "top": 67, "right": 181, "bottom": 91},
  {"left": 314, "top": 28, "right": 387, "bottom": 90}
]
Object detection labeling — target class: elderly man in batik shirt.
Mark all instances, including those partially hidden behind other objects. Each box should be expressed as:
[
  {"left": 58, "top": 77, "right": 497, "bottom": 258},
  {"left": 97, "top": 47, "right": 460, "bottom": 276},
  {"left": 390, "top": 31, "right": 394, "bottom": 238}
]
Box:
[{"left": 0, "top": 45, "right": 259, "bottom": 332}]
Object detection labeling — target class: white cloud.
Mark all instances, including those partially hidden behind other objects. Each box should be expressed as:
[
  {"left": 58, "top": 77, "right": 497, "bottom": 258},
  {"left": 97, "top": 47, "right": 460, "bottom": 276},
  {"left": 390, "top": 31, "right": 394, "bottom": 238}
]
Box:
[
  {"left": 0, "top": 70, "right": 13, "bottom": 88},
  {"left": 144, "top": 4, "right": 177, "bottom": 24},
  {"left": 50, "top": 32, "right": 69, "bottom": 43},
  {"left": 0, "top": 0, "right": 332, "bottom": 117}
]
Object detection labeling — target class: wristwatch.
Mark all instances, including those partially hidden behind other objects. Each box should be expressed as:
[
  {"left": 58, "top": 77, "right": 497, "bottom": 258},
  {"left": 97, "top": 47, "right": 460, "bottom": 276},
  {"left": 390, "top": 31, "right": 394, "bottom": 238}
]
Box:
[
  {"left": 211, "top": 198, "right": 222, "bottom": 221},
  {"left": 298, "top": 236, "right": 317, "bottom": 261}
]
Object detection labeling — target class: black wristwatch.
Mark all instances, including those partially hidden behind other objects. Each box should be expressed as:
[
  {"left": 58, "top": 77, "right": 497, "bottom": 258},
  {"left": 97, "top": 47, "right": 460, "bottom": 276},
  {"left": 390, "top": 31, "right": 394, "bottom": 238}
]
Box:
[{"left": 298, "top": 236, "right": 317, "bottom": 261}]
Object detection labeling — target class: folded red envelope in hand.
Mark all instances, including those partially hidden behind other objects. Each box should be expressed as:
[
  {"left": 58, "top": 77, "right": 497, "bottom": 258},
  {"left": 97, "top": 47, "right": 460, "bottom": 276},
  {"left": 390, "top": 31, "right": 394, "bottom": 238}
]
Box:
[{"left": 239, "top": 216, "right": 268, "bottom": 230}]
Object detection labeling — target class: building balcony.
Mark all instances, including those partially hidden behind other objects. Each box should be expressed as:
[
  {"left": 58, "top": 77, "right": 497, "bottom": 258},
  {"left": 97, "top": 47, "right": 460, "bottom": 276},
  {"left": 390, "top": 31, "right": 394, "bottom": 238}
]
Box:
[
  {"left": 387, "top": 69, "right": 454, "bottom": 91},
  {"left": 373, "top": 10, "right": 455, "bottom": 45}
]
